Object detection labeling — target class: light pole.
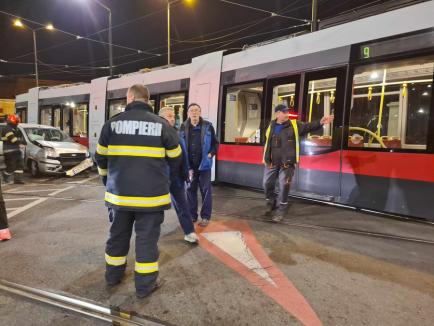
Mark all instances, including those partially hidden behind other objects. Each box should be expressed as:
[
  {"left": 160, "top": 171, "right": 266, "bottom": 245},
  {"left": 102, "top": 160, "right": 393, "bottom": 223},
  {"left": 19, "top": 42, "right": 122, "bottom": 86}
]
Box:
[
  {"left": 166, "top": 0, "right": 195, "bottom": 66},
  {"left": 13, "top": 19, "right": 55, "bottom": 88},
  {"left": 91, "top": 0, "right": 113, "bottom": 76},
  {"left": 167, "top": 0, "right": 171, "bottom": 66}
]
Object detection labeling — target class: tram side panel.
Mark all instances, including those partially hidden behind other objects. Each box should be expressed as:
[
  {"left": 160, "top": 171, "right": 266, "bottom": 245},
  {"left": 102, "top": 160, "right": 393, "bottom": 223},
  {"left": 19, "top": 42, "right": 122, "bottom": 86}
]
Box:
[{"left": 89, "top": 77, "right": 109, "bottom": 155}]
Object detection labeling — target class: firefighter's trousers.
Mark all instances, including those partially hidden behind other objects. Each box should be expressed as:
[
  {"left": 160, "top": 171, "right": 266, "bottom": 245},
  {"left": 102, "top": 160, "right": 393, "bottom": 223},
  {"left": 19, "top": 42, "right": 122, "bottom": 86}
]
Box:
[{"left": 105, "top": 209, "right": 164, "bottom": 297}]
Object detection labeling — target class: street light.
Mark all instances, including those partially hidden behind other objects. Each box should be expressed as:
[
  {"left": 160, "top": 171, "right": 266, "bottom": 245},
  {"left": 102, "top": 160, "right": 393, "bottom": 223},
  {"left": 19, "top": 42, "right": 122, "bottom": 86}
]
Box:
[{"left": 13, "top": 19, "right": 55, "bottom": 88}]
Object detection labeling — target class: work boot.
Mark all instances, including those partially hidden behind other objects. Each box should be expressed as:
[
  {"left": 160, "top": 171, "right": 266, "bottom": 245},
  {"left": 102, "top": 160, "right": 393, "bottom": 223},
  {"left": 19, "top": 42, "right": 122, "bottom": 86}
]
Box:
[
  {"left": 14, "top": 176, "right": 25, "bottom": 185},
  {"left": 272, "top": 203, "right": 290, "bottom": 223},
  {"left": 2, "top": 172, "right": 12, "bottom": 184},
  {"left": 265, "top": 198, "right": 276, "bottom": 217},
  {"left": 0, "top": 228, "right": 12, "bottom": 241},
  {"left": 136, "top": 279, "right": 165, "bottom": 299}
]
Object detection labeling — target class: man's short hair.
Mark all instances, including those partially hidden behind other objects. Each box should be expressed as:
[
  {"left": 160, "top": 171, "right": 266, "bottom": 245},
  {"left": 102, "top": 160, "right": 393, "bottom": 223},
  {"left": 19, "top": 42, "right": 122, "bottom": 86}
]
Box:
[
  {"left": 158, "top": 106, "right": 174, "bottom": 118},
  {"left": 187, "top": 103, "right": 201, "bottom": 111},
  {"left": 127, "top": 84, "right": 150, "bottom": 102}
]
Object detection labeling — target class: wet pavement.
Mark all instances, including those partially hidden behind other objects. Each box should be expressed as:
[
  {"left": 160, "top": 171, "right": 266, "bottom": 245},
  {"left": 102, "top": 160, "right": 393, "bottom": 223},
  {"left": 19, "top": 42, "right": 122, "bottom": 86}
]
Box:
[{"left": 0, "top": 172, "right": 433, "bottom": 325}]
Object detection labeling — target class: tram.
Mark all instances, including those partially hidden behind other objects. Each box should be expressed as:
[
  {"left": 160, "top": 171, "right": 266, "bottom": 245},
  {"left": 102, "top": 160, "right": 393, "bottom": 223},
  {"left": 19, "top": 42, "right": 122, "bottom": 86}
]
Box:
[{"left": 15, "top": 1, "right": 434, "bottom": 221}]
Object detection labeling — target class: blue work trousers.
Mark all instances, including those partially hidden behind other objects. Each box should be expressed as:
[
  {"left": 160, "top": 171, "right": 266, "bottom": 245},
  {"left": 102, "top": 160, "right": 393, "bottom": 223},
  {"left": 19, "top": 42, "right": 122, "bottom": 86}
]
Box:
[{"left": 187, "top": 169, "right": 212, "bottom": 221}]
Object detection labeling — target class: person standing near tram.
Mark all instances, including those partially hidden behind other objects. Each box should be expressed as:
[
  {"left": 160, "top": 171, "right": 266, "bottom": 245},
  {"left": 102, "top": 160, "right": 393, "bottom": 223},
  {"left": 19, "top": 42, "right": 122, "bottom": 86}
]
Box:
[
  {"left": 263, "top": 104, "right": 334, "bottom": 222},
  {"left": 95, "top": 84, "right": 182, "bottom": 298}
]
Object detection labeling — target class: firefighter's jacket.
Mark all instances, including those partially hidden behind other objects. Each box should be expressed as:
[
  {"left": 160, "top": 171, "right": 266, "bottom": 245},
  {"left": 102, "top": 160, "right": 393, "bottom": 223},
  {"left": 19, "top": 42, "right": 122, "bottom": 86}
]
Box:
[
  {"left": 94, "top": 101, "right": 182, "bottom": 212},
  {"left": 1, "top": 124, "right": 21, "bottom": 154}
]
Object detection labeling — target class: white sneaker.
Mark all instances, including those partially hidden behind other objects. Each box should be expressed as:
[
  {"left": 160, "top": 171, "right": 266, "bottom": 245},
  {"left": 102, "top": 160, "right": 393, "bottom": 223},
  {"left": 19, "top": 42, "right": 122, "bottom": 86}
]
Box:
[{"left": 184, "top": 232, "right": 198, "bottom": 243}]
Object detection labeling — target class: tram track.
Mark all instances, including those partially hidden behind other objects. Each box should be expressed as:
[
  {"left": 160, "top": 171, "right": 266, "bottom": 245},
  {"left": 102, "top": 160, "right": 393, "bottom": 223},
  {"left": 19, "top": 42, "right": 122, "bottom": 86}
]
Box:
[
  {"left": 4, "top": 185, "right": 434, "bottom": 245},
  {"left": 0, "top": 279, "right": 173, "bottom": 326}
]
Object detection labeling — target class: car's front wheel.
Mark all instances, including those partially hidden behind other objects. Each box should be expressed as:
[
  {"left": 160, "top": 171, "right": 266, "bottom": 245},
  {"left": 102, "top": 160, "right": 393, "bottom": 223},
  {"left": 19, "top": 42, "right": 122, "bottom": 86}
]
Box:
[{"left": 30, "top": 160, "right": 40, "bottom": 177}]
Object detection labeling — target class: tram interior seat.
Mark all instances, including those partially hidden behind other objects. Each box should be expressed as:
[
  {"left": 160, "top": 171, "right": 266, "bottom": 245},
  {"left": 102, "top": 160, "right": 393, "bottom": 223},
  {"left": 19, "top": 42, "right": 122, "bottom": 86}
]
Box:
[
  {"left": 348, "top": 134, "right": 364, "bottom": 147},
  {"left": 381, "top": 136, "right": 402, "bottom": 148},
  {"left": 307, "top": 135, "right": 332, "bottom": 147}
]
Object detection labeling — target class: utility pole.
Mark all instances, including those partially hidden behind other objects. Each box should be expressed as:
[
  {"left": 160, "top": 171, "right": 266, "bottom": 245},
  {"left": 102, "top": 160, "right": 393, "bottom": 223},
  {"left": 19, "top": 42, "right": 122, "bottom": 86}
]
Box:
[
  {"left": 32, "top": 30, "right": 39, "bottom": 87},
  {"left": 311, "top": 0, "right": 318, "bottom": 32},
  {"left": 167, "top": 0, "right": 171, "bottom": 66}
]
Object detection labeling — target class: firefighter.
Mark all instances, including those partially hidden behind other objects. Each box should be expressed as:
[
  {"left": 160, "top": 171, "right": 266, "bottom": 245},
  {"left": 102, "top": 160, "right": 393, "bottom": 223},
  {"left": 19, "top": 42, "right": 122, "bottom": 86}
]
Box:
[
  {"left": 0, "top": 180, "right": 11, "bottom": 241},
  {"left": 263, "top": 104, "right": 334, "bottom": 222},
  {"left": 95, "top": 84, "right": 182, "bottom": 298},
  {"left": 1, "top": 114, "right": 25, "bottom": 184},
  {"left": 159, "top": 106, "right": 198, "bottom": 243}
]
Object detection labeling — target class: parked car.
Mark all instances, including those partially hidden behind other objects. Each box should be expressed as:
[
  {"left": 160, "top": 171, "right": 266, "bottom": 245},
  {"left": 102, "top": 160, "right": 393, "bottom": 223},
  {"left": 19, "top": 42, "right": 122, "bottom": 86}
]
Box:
[{"left": 0, "top": 123, "right": 90, "bottom": 177}]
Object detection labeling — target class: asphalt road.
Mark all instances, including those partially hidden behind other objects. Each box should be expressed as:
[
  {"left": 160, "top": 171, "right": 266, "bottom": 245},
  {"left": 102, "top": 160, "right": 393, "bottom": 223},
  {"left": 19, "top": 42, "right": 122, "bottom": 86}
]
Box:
[{"left": 0, "top": 172, "right": 433, "bottom": 326}]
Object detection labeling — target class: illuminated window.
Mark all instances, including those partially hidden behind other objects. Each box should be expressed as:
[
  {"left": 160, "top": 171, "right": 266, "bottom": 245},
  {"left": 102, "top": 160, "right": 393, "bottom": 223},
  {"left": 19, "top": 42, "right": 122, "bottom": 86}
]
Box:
[
  {"left": 159, "top": 93, "right": 185, "bottom": 129},
  {"left": 349, "top": 57, "right": 433, "bottom": 150},
  {"left": 224, "top": 82, "right": 263, "bottom": 144}
]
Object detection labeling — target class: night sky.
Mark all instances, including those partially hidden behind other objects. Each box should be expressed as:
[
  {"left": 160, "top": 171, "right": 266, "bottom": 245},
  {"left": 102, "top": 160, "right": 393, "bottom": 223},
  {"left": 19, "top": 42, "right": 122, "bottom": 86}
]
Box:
[{"left": 0, "top": 0, "right": 386, "bottom": 82}]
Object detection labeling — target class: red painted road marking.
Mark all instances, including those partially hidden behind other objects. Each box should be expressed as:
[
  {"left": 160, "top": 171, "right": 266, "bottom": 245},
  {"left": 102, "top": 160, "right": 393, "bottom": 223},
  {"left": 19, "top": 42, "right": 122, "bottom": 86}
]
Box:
[{"left": 197, "top": 220, "right": 322, "bottom": 326}]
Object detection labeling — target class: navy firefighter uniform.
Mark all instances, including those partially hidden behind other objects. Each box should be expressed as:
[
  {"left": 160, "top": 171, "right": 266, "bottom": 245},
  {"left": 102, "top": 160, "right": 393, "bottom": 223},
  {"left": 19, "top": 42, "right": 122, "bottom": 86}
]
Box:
[
  {"left": 1, "top": 115, "right": 24, "bottom": 184},
  {"left": 94, "top": 100, "right": 182, "bottom": 297}
]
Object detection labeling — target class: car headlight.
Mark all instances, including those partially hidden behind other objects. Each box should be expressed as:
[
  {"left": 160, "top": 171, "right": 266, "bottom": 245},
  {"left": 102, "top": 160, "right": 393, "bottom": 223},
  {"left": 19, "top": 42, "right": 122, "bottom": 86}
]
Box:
[
  {"left": 86, "top": 150, "right": 90, "bottom": 158},
  {"left": 44, "top": 147, "right": 58, "bottom": 158}
]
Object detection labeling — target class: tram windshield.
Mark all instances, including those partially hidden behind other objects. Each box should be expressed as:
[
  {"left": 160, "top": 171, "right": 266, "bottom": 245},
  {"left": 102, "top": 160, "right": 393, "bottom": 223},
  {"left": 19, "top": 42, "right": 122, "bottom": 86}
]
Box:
[{"left": 349, "top": 56, "right": 433, "bottom": 150}]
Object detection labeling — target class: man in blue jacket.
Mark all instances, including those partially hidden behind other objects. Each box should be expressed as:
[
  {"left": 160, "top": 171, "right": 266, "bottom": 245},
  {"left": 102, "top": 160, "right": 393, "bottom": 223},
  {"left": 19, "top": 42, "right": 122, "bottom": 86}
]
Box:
[
  {"left": 159, "top": 106, "right": 198, "bottom": 243},
  {"left": 180, "top": 103, "right": 218, "bottom": 227}
]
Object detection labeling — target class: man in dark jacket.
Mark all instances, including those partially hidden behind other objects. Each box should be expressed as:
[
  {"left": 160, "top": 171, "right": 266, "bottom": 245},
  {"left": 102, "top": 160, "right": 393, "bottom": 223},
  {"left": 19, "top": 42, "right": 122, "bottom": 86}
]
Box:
[
  {"left": 1, "top": 115, "right": 25, "bottom": 184},
  {"left": 94, "top": 84, "right": 182, "bottom": 298},
  {"left": 263, "top": 104, "right": 334, "bottom": 222},
  {"left": 180, "top": 103, "right": 218, "bottom": 227},
  {"left": 159, "top": 106, "right": 198, "bottom": 243}
]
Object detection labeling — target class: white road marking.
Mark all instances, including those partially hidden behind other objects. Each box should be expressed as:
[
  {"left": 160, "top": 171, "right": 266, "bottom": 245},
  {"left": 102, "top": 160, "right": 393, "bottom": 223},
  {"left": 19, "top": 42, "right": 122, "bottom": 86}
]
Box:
[
  {"left": 7, "top": 183, "right": 85, "bottom": 220},
  {"left": 8, "top": 198, "right": 46, "bottom": 219},
  {"left": 6, "top": 208, "right": 18, "bottom": 211},
  {"left": 202, "top": 231, "right": 277, "bottom": 287},
  {"left": 67, "top": 175, "right": 99, "bottom": 184},
  {"left": 49, "top": 186, "right": 74, "bottom": 196},
  {"left": 5, "top": 189, "right": 64, "bottom": 194},
  {"left": 5, "top": 198, "right": 38, "bottom": 202}
]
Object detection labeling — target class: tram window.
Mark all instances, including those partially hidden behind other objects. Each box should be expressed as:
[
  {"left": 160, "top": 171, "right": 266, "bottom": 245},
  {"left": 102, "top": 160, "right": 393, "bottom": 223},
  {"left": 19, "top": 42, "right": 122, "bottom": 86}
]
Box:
[
  {"left": 272, "top": 83, "right": 296, "bottom": 111},
  {"left": 305, "top": 77, "right": 337, "bottom": 150},
  {"left": 71, "top": 104, "right": 88, "bottom": 137},
  {"left": 108, "top": 99, "right": 127, "bottom": 119},
  {"left": 40, "top": 107, "right": 52, "bottom": 126},
  {"left": 53, "top": 107, "right": 61, "bottom": 129},
  {"left": 16, "top": 108, "right": 27, "bottom": 123},
  {"left": 159, "top": 93, "right": 185, "bottom": 128},
  {"left": 224, "top": 82, "right": 263, "bottom": 143},
  {"left": 349, "top": 57, "right": 434, "bottom": 150}
]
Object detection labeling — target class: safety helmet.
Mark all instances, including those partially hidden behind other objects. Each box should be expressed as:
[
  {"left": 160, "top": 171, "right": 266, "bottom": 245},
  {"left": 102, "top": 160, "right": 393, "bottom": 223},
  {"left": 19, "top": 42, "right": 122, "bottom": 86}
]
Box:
[{"left": 7, "top": 114, "right": 20, "bottom": 126}]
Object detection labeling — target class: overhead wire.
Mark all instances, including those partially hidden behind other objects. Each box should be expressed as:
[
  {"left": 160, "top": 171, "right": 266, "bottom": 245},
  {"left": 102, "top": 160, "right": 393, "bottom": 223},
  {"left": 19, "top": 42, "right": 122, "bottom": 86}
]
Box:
[
  {"left": 114, "top": 21, "right": 310, "bottom": 69},
  {"left": 0, "top": 58, "right": 109, "bottom": 70},
  {"left": 0, "top": 9, "right": 162, "bottom": 59},
  {"left": 215, "top": 0, "right": 310, "bottom": 22}
]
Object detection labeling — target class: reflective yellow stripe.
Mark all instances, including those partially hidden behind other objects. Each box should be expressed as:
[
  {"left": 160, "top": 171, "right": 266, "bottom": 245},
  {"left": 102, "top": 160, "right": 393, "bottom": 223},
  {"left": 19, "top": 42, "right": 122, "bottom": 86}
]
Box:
[
  {"left": 97, "top": 143, "right": 108, "bottom": 155},
  {"left": 5, "top": 132, "right": 14, "bottom": 138},
  {"left": 290, "top": 120, "right": 300, "bottom": 163},
  {"left": 98, "top": 167, "right": 108, "bottom": 176},
  {"left": 105, "top": 192, "right": 171, "bottom": 208},
  {"left": 105, "top": 253, "right": 127, "bottom": 266},
  {"left": 262, "top": 125, "right": 271, "bottom": 163},
  {"left": 11, "top": 137, "right": 18, "bottom": 143},
  {"left": 135, "top": 261, "right": 159, "bottom": 274},
  {"left": 107, "top": 145, "right": 165, "bottom": 158},
  {"left": 166, "top": 145, "right": 182, "bottom": 158}
]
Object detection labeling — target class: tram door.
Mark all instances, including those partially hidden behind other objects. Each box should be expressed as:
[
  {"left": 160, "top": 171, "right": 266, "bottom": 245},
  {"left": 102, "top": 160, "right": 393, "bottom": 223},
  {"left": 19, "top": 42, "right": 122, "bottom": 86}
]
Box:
[{"left": 295, "top": 68, "right": 347, "bottom": 200}]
